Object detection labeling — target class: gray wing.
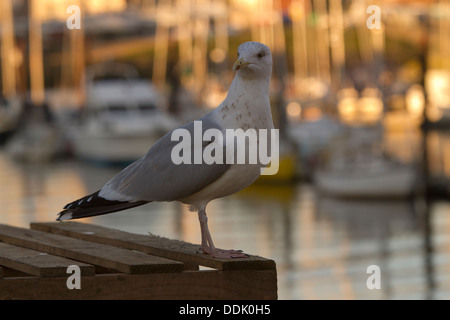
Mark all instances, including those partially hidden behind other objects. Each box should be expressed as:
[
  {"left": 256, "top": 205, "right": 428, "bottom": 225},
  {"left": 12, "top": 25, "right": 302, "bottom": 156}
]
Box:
[{"left": 99, "top": 112, "right": 231, "bottom": 202}]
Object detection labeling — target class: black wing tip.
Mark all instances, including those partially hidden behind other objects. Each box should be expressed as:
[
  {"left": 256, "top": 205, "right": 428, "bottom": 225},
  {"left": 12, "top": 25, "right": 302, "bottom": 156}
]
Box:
[
  {"left": 63, "top": 190, "right": 102, "bottom": 210},
  {"left": 56, "top": 209, "right": 73, "bottom": 221},
  {"left": 58, "top": 189, "right": 149, "bottom": 221},
  {"left": 57, "top": 199, "right": 149, "bottom": 221}
]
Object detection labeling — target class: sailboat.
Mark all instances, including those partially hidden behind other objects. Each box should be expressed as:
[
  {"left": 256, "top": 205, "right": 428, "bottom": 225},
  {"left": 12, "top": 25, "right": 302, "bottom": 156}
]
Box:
[
  {"left": 0, "top": 96, "right": 22, "bottom": 145},
  {"left": 314, "top": 147, "right": 417, "bottom": 198}
]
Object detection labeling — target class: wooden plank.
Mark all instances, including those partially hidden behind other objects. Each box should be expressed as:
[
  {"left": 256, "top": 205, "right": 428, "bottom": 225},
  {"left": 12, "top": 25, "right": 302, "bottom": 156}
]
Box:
[
  {"left": 0, "top": 242, "right": 95, "bottom": 278},
  {"left": 0, "top": 266, "right": 32, "bottom": 278},
  {"left": 0, "top": 224, "right": 183, "bottom": 274},
  {"left": 0, "top": 269, "right": 278, "bottom": 300},
  {"left": 0, "top": 267, "right": 3, "bottom": 279},
  {"left": 31, "top": 222, "right": 276, "bottom": 271}
]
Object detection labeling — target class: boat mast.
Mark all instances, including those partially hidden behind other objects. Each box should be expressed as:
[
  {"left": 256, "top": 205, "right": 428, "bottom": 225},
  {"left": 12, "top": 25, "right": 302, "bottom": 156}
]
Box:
[
  {"left": 28, "top": 0, "right": 45, "bottom": 106},
  {"left": 1, "top": 0, "right": 17, "bottom": 98}
]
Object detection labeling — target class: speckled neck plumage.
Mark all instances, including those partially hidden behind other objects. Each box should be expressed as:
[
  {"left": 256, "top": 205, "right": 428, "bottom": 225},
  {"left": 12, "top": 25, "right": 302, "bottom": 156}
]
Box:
[{"left": 217, "top": 70, "right": 273, "bottom": 132}]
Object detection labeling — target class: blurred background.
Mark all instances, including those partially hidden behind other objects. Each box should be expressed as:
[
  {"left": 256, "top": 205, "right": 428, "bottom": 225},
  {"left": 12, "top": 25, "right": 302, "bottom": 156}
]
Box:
[{"left": 1, "top": 0, "right": 450, "bottom": 299}]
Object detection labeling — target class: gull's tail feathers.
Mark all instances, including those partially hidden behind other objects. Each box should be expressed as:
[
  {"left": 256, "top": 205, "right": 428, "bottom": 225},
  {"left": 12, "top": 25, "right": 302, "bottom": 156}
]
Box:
[{"left": 57, "top": 190, "right": 149, "bottom": 221}]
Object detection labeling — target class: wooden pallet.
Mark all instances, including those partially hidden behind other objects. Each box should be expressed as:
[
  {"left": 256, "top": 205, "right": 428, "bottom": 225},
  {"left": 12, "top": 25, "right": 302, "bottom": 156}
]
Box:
[{"left": 0, "top": 222, "right": 277, "bottom": 300}]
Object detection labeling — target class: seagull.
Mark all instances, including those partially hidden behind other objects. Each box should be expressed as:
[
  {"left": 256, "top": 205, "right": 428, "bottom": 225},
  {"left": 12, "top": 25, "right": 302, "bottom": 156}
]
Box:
[{"left": 57, "top": 41, "right": 275, "bottom": 258}]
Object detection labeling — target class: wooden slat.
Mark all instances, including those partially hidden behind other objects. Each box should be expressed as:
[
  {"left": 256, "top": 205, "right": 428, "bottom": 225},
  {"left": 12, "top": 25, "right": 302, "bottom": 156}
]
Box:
[
  {"left": 0, "top": 269, "right": 278, "bottom": 300},
  {"left": 31, "top": 222, "right": 276, "bottom": 271},
  {"left": 0, "top": 224, "right": 183, "bottom": 274},
  {"left": 0, "top": 242, "right": 95, "bottom": 278},
  {"left": 0, "top": 267, "right": 3, "bottom": 279}
]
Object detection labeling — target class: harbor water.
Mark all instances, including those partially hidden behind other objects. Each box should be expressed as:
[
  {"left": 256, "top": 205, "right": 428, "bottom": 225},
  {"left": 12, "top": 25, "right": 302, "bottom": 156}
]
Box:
[{"left": 0, "top": 150, "right": 449, "bottom": 300}]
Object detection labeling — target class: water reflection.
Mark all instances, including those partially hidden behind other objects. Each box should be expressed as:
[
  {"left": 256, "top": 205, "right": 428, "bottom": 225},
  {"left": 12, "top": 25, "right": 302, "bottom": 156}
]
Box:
[
  {"left": 0, "top": 150, "right": 449, "bottom": 299},
  {"left": 316, "top": 197, "right": 421, "bottom": 299}
]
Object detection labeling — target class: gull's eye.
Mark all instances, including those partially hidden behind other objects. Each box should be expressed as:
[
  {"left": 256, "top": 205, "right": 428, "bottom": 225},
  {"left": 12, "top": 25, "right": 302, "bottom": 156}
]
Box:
[{"left": 257, "top": 51, "right": 265, "bottom": 59}]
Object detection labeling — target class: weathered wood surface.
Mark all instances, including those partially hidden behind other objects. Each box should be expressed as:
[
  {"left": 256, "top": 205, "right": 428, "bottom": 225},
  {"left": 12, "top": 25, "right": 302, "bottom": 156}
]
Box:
[
  {"left": 0, "top": 224, "right": 183, "bottom": 274},
  {"left": 0, "top": 242, "right": 95, "bottom": 277},
  {"left": 0, "top": 222, "right": 278, "bottom": 300},
  {"left": 0, "top": 269, "right": 277, "bottom": 300},
  {"left": 31, "top": 222, "right": 276, "bottom": 271}
]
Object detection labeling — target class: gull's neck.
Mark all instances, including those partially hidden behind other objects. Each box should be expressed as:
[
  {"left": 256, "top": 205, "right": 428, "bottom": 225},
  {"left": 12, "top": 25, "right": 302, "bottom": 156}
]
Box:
[
  {"left": 230, "top": 72, "right": 271, "bottom": 99},
  {"left": 215, "top": 70, "right": 273, "bottom": 131},
  {"left": 220, "top": 70, "right": 272, "bottom": 110}
]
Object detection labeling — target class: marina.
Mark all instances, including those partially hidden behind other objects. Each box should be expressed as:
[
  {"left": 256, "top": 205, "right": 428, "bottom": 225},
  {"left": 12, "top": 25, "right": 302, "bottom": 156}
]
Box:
[
  {"left": 0, "top": 150, "right": 449, "bottom": 299},
  {"left": 1, "top": 0, "right": 450, "bottom": 300}
]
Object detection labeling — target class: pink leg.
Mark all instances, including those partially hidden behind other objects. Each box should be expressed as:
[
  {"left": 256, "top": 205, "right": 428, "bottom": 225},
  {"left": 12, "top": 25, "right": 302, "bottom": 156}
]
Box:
[{"left": 197, "top": 209, "right": 247, "bottom": 259}]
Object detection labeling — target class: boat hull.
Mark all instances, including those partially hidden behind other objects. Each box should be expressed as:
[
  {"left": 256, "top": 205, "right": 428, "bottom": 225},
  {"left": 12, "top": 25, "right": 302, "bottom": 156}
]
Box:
[
  {"left": 314, "top": 166, "right": 417, "bottom": 198},
  {"left": 71, "top": 131, "right": 159, "bottom": 165}
]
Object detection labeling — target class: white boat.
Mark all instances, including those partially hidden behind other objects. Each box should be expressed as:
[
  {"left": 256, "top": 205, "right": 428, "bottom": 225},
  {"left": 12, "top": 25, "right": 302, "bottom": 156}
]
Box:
[
  {"left": 70, "top": 64, "right": 178, "bottom": 165},
  {"left": 6, "top": 121, "right": 60, "bottom": 163},
  {"left": 287, "top": 115, "right": 345, "bottom": 179},
  {"left": 4, "top": 99, "right": 68, "bottom": 163},
  {"left": 314, "top": 154, "right": 417, "bottom": 198},
  {"left": 0, "top": 96, "right": 23, "bottom": 145}
]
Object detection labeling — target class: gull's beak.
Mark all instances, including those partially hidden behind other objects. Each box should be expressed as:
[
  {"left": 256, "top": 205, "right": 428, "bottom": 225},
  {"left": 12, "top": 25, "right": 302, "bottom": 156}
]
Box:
[{"left": 233, "top": 57, "right": 249, "bottom": 71}]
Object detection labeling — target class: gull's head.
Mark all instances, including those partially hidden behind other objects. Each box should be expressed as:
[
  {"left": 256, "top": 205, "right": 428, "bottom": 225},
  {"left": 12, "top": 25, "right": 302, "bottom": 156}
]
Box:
[{"left": 233, "top": 41, "right": 272, "bottom": 80}]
